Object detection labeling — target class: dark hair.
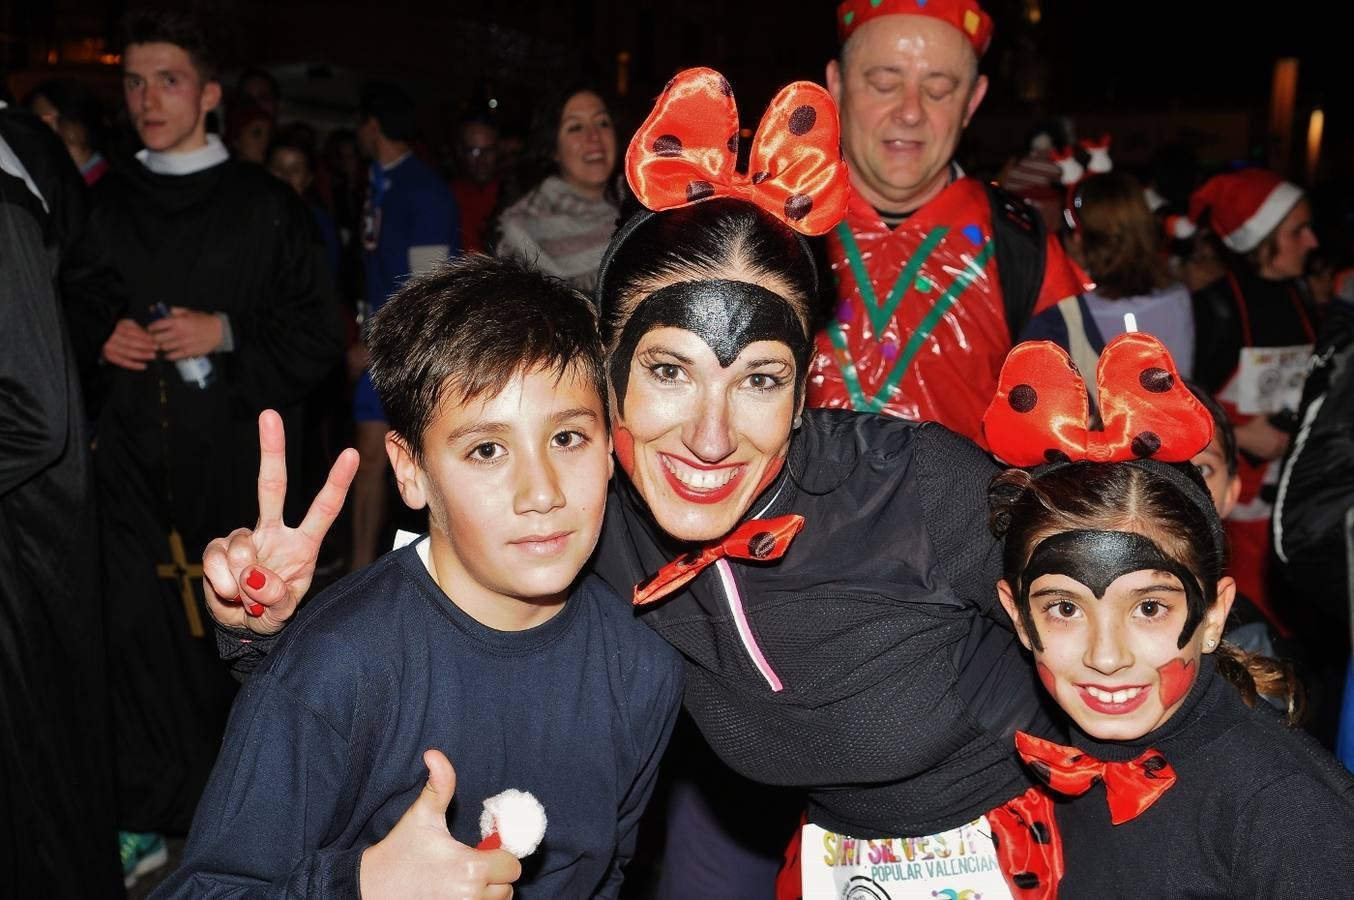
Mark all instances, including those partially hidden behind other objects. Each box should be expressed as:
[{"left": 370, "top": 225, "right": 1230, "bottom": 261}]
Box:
[
  {"left": 988, "top": 461, "right": 1301, "bottom": 721},
  {"left": 524, "top": 81, "right": 614, "bottom": 189},
  {"left": 367, "top": 254, "right": 606, "bottom": 460},
  {"left": 238, "top": 67, "right": 279, "bottom": 103},
  {"left": 118, "top": 10, "right": 218, "bottom": 82},
  {"left": 266, "top": 128, "right": 316, "bottom": 173},
  {"left": 359, "top": 80, "right": 417, "bottom": 144},
  {"left": 1185, "top": 381, "right": 1237, "bottom": 478},
  {"left": 26, "top": 78, "right": 108, "bottom": 151},
  {"left": 1068, "top": 171, "right": 1171, "bottom": 299},
  {"left": 1192, "top": 204, "right": 1290, "bottom": 277},
  {"left": 596, "top": 199, "right": 818, "bottom": 355}
]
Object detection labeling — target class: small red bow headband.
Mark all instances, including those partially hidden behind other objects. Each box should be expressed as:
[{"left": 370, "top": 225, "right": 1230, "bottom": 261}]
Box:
[
  {"left": 982, "top": 332, "right": 1213, "bottom": 467},
  {"left": 626, "top": 67, "right": 849, "bottom": 237}
]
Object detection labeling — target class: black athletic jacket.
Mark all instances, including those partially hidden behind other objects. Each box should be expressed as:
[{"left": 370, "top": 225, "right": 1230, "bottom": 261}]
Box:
[{"left": 593, "top": 409, "right": 1062, "bottom": 837}]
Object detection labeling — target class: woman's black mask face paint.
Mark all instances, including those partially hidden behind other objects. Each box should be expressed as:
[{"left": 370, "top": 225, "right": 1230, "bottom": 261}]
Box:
[
  {"left": 1018, "top": 529, "right": 1208, "bottom": 650},
  {"left": 609, "top": 279, "right": 810, "bottom": 414}
]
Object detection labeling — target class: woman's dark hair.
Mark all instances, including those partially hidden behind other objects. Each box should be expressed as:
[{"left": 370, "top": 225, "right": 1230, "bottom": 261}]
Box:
[
  {"left": 268, "top": 125, "right": 317, "bottom": 172},
  {"left": 367, "top": 254, "right": 605, "bottom": 461},
  {"left": 1069, "top": 171, "right": 1171, "bottom": 299},
  {"left": 596, "top": 199, "right": 818, "bottom": 354},
  {"left": 483, "top": 82, "right": 619, "bottom": 253},
  {"left": 524, "top": 82, "right": 617, "bottom": 195},
  {"left": 989, "top": 461, "right": 1302, "bottom": 723},
  {"left": 26, "top": 78, "right": 108, "bottom": 152}
]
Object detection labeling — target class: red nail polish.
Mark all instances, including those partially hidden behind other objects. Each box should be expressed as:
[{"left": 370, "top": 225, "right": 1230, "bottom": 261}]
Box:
[
  {"left": 246, "top": 603, "right": 265, "bottom": 617},
  {"left": 246, "top": 569, "right": 266, "bottom": 590}
]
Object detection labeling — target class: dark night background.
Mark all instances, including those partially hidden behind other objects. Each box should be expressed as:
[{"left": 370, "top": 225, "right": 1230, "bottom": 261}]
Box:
[
  {"left": 6, "top": 0, "right": 1342, "bottom": 184},
  {"left": 3, "top": 2, "right": 1347, "bottom": 895}
]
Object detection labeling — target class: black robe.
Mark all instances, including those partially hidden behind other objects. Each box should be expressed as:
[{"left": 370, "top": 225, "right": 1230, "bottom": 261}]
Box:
[
  {"left": 71, "top": 153, "right": 343, "bottom": 832},
  {"left": 0, "top": 107, "right": 123, "bottom": 896}
]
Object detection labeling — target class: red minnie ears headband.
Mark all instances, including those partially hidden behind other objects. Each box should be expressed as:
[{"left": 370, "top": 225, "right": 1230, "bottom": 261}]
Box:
[
  {"left": 982, "top": 332, "right": 1212, "bottom": 468},
  {"left": 595, "top": 67, "right": 849, "bottom": 307},
  {"left": 624, "top": 67, "right": 849, "bottom": 237}
]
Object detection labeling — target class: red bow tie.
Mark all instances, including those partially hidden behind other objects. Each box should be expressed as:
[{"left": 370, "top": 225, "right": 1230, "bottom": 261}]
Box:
[
  {"left": 987, "top": 786, "right": 1065, "bottom": 898},
  {"left": 1015, "top": 731, "right": 1177, "bottom": 825},
  {"left": 632, "top": 514, "right": 805, "bottom": 607}
]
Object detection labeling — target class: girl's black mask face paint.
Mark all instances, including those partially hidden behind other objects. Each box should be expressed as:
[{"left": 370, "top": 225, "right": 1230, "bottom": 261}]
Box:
[
  {"left": 609, "top": 279, "right": 810, "bottom": 414},
  {"left": 1018, "top": 529, "right": 1208, "bottom": 650}
]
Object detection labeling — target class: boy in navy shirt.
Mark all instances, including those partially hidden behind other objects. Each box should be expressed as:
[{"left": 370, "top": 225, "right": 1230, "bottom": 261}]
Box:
[{"left": 156, "top": 255, "right": 684, "bottom": 898}]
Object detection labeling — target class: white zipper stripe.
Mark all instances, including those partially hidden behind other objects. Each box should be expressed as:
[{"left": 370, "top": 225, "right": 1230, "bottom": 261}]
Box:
[{"left": 714, "top": 558, "right": 783, "bottom": 692}]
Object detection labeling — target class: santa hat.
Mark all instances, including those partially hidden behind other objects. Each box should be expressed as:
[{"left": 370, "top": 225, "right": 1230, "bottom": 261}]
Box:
[
  {"left": 1170, "top": 169, "right": 1303, "bottom": 252},
  {"left": 837, "top": 0, "right": 994, "bottom": 56}
]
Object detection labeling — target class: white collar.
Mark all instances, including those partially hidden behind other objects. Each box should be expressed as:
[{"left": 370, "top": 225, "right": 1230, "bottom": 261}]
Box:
[
  {"left": 0, "top": 102, "right": 49, "bottom": 212},
  {"left": 381, "top": 151, "right": 412, "bottom": 173},
  {"left": 136, "top": 133, "right": 230, "bottom": 176}
]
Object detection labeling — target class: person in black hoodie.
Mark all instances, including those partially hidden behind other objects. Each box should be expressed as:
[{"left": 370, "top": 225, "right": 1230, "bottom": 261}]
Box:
[{"left": 1273, "top": 296, "right": 1354, "bottom": 750}]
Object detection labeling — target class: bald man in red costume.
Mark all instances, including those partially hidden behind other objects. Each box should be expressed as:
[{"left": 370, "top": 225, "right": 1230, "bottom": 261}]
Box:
[{"left": 808, "top": 0, "right": 1088, "bottom": 444}]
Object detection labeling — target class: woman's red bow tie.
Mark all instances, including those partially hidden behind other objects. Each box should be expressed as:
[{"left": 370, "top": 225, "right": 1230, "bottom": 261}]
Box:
[
  {"left": 632, "top": 515, "right": 805, "bottom": 607},
  {"left": 1016, "top": 731, "right": 1178, "bottom": 825}
]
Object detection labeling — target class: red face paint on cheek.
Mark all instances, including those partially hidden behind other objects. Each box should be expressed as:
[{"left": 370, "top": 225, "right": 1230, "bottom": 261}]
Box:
[
  {"left": 1036, "top": 662, "right": 1057, "bottom": 697},
  {"left": 612, "top": 423, "right": 636, "bottom": 479},
  {"left": 1156, "top": 657, "right": 1195, "bottom": 709}
]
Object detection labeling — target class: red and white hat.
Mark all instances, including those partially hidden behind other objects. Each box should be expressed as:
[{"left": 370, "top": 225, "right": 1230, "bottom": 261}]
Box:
[
  {"left": 1168, "top": 168, "right": 1304, "bottom": 253},
  {"left": 837, "top": 0, "right": 994, "bottom": 56}
]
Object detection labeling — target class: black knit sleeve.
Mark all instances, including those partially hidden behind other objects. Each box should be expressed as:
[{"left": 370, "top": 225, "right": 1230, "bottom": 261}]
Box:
[
  {"left": 1230, "top": 771, "right": 1354, "bottom": 896},
  {"left": 911, "top": 422, "right": 1004, "bottom": 614}
]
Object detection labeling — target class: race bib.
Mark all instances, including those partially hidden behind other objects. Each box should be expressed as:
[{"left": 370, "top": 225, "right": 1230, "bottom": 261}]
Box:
[
  {"left": 1223, "top": 344, "right": 1313, "bottom": 416},
  {"left": 800, "top": 819, "right": 1013, "bottom": 900}
]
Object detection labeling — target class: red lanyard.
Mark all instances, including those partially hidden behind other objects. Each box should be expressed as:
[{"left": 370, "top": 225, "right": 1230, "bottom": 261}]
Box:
[{"left": 1224, "top": 271, "right": 1316, "bottom": 347}]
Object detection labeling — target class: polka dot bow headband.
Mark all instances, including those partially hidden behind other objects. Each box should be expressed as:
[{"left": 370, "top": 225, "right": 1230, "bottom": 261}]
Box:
[
  {"left": 625, "top": 67, "right": 849, "bottom": 236},
  {"left": 982, "top": 333, "right": 1213, "bottom": 467}
]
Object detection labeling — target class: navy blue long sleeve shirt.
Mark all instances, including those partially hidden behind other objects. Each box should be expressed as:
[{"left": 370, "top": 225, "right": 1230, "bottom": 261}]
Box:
[{"left": 154, "top": 539, "right": 684, "bottom": 899}]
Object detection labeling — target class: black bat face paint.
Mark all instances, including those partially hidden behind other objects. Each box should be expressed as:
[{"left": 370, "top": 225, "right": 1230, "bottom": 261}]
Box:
[
  {"left": 609, "top": 279, "right": 810, "bottom": 413},
  {"left": 1018, "top": 530, "right": 1208, "bottom": 650}
]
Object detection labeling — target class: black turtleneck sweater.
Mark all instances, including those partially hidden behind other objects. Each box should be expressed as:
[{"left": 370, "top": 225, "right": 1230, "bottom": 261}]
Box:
[{"left": 1052, "top": 656, "right": 1354, "bottom": 898}]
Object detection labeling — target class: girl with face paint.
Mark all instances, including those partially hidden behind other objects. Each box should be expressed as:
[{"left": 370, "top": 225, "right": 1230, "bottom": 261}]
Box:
[{"left": 980, "top": 335, "right": 1354, "bottom": 898}]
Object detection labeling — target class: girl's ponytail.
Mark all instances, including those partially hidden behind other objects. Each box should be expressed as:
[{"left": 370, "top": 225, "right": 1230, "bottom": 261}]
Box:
[{"left": 1213, "top": 642, "right": 1305, "bottom": 726}]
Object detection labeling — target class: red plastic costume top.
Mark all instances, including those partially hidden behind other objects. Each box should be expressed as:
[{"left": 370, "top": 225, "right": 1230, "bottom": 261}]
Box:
[{"left": 806, "top": 178, "right": 1089, "bottom": 444}]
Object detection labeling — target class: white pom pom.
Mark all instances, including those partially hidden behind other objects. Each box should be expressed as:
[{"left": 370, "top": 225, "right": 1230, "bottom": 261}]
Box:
[
  {"left": 479, "top": 789, "right": 547, "bottom": 859},
  {"left": 1053, "top": 155, "right": 1084, "bottom": 187},
  {"left": 1085, "top": 146, "right": 1113, "bottom": 175}
]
